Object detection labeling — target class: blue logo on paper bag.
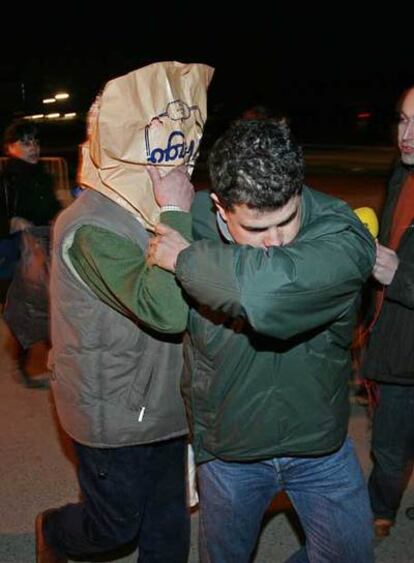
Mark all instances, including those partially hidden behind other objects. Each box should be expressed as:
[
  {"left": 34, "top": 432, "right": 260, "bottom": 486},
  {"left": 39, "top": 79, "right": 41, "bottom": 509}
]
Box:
[
  {"left": 146, "top": 131, "right": 196, "bottom": 164},
  {"left": 145, "top": 99, "right": 204, "bottom": 166}
]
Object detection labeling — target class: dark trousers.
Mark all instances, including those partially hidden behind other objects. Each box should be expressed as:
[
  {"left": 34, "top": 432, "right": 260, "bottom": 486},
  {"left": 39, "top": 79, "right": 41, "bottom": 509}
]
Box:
[
  {"left": 368, "top": 383, "right": 414, "bottom": 521},
  {"left": 44, "top": 437, "right": 190, "bottom": 562}
]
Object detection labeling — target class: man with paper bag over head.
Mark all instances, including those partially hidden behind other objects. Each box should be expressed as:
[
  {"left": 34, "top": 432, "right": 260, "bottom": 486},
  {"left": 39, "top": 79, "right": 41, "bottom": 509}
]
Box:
[{"left": 35, "top": 61, "right": 214, "bottom": 563}]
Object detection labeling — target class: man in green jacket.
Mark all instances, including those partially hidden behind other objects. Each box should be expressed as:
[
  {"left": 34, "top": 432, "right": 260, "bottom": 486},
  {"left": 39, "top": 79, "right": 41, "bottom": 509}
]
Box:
[{"left": 148, "top": 119, "right": 376, "bottom": 562}]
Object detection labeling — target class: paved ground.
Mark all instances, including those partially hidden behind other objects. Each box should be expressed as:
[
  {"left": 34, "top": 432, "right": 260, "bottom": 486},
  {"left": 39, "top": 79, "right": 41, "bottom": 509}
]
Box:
[{"left": 1, "top": 318, "right": 413, "bottom": 563}]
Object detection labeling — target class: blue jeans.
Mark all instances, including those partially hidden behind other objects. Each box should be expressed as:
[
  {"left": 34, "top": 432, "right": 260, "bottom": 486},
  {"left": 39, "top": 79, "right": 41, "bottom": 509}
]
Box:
[
  {"left": 198, "top": 437, "right": 374, "bottom": 563},
  {"left": 44, "top": 437, "right": 189, "bottom": 562},
  {"left": 368, "top": 383, "right": 414, "bottom": 521}
]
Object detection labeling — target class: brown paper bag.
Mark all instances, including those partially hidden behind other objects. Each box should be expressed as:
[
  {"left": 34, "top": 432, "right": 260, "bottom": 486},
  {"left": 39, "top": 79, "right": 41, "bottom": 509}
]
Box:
[{"left": 78, "top": 61, "right": 214, "bottom": 229}]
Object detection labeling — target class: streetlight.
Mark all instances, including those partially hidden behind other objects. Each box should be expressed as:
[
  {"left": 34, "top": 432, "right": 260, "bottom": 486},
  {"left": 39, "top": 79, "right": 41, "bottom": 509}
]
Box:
[{"left": 42, "top": 92, "right": 70, "bottom": 104}]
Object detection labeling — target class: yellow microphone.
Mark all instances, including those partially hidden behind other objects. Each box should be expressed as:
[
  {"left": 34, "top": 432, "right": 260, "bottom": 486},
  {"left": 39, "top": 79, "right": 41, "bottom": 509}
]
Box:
[{"left": 354, "top": 207, "right": 379, "bottom": 238}]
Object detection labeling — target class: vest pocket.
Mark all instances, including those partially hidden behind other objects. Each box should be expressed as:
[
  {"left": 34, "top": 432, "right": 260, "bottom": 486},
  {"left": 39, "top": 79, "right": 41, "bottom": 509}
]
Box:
[{"left": 126, "top": 369, "right": 154, "bottom": 414}]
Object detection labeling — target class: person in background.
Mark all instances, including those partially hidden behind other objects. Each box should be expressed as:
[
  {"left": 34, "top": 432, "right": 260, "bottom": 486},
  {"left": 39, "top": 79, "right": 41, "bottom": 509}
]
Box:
[
  {"left": 0, "top": 120, "right": 61, "bottom": 388},
  {"left": 361, "top": 86, "right": 414, "bottom": 539},
  {"left": 147, "top": 119, "right": 376, "bottom": 562},
  {"left": 0, "top": 121, "right": 60, "bottom": 235}
]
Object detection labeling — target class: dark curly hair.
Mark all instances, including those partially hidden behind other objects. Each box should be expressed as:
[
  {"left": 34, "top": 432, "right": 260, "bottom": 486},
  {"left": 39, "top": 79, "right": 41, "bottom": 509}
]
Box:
[{"left": 208, "top": 119, "right": 304, "bottom": 210}]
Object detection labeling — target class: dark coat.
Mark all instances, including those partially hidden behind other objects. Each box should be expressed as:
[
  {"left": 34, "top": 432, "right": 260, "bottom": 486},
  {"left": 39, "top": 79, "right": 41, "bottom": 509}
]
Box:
[
  {"left": 362, "top": 164, "right": 414, "bottom": 384},
  {"left": 0, "top": 157, "right": 60, "bottom": 237}
]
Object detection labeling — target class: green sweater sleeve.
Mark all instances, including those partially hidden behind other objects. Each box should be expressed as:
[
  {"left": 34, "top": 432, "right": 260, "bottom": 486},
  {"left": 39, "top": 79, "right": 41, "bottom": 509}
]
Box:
[{"left": 68, "top": 211, "right": 192, "bottom": 334}]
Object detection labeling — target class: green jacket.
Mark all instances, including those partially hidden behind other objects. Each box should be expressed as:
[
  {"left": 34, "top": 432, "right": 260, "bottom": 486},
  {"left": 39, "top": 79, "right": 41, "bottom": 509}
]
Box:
[{"left": 176, "top": 187, "right": 376, "bottom": 463}]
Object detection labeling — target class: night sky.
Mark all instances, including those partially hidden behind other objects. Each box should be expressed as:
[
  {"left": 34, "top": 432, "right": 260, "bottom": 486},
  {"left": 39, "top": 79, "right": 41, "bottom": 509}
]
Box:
[{"left": 0, "top": 7, "right": 412, "bottom": 146}]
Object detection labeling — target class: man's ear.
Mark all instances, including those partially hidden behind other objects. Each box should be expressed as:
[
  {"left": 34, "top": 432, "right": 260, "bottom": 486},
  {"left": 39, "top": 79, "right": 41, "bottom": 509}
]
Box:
[{"left": 210, "top": 193, "right": 228, "bottom": 222}]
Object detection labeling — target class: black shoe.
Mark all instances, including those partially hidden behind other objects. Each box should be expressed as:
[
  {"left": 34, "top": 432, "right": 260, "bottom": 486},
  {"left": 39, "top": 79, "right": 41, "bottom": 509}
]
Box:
[
  {"left": 19, "top": 369, "right": 50, "bottom": 389},
  {"left": 16, "top": 354, "right": 50, "bottom": 389},
  {"left": 27, "top": 374, "right": 50, "bottom": 389},
  {"left": 35, "top": 510, "right": 67, "bottom": 563}
]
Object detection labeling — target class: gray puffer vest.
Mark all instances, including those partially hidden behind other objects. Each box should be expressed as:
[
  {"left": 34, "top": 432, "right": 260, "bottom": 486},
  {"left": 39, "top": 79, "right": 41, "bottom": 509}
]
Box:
[{"left": 49, "top": 189, "right": 187, "bottom": 447}]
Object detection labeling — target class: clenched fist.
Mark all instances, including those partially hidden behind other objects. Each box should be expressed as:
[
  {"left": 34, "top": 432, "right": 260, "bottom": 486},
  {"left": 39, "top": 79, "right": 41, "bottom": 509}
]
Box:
[
  {"left": 373, "top": 242, "right": 399, "bottom": 286},
  {"left": 147, "top": 223, "right": 190, "bottom": 272}
]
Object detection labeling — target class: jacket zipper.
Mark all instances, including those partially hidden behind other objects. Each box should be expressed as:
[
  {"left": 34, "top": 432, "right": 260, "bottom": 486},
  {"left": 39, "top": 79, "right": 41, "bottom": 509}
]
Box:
[{"left": 138, "top": 372, "right": 153, "bottom": 422}]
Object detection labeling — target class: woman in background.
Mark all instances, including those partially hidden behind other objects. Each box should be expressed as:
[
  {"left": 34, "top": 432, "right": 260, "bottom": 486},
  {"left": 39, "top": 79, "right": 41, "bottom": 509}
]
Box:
[{"left": 0, "top": 120, "right": 61, "bottom": 388}]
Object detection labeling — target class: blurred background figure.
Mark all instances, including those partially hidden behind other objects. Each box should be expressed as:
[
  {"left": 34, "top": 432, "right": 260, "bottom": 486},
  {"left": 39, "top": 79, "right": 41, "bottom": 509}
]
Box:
[
  {"left": 0, "top": 120, "right": 61, "bottom": 388},
  {"left": 361, "top": 86, "right": 414, "bottom": 539}
]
